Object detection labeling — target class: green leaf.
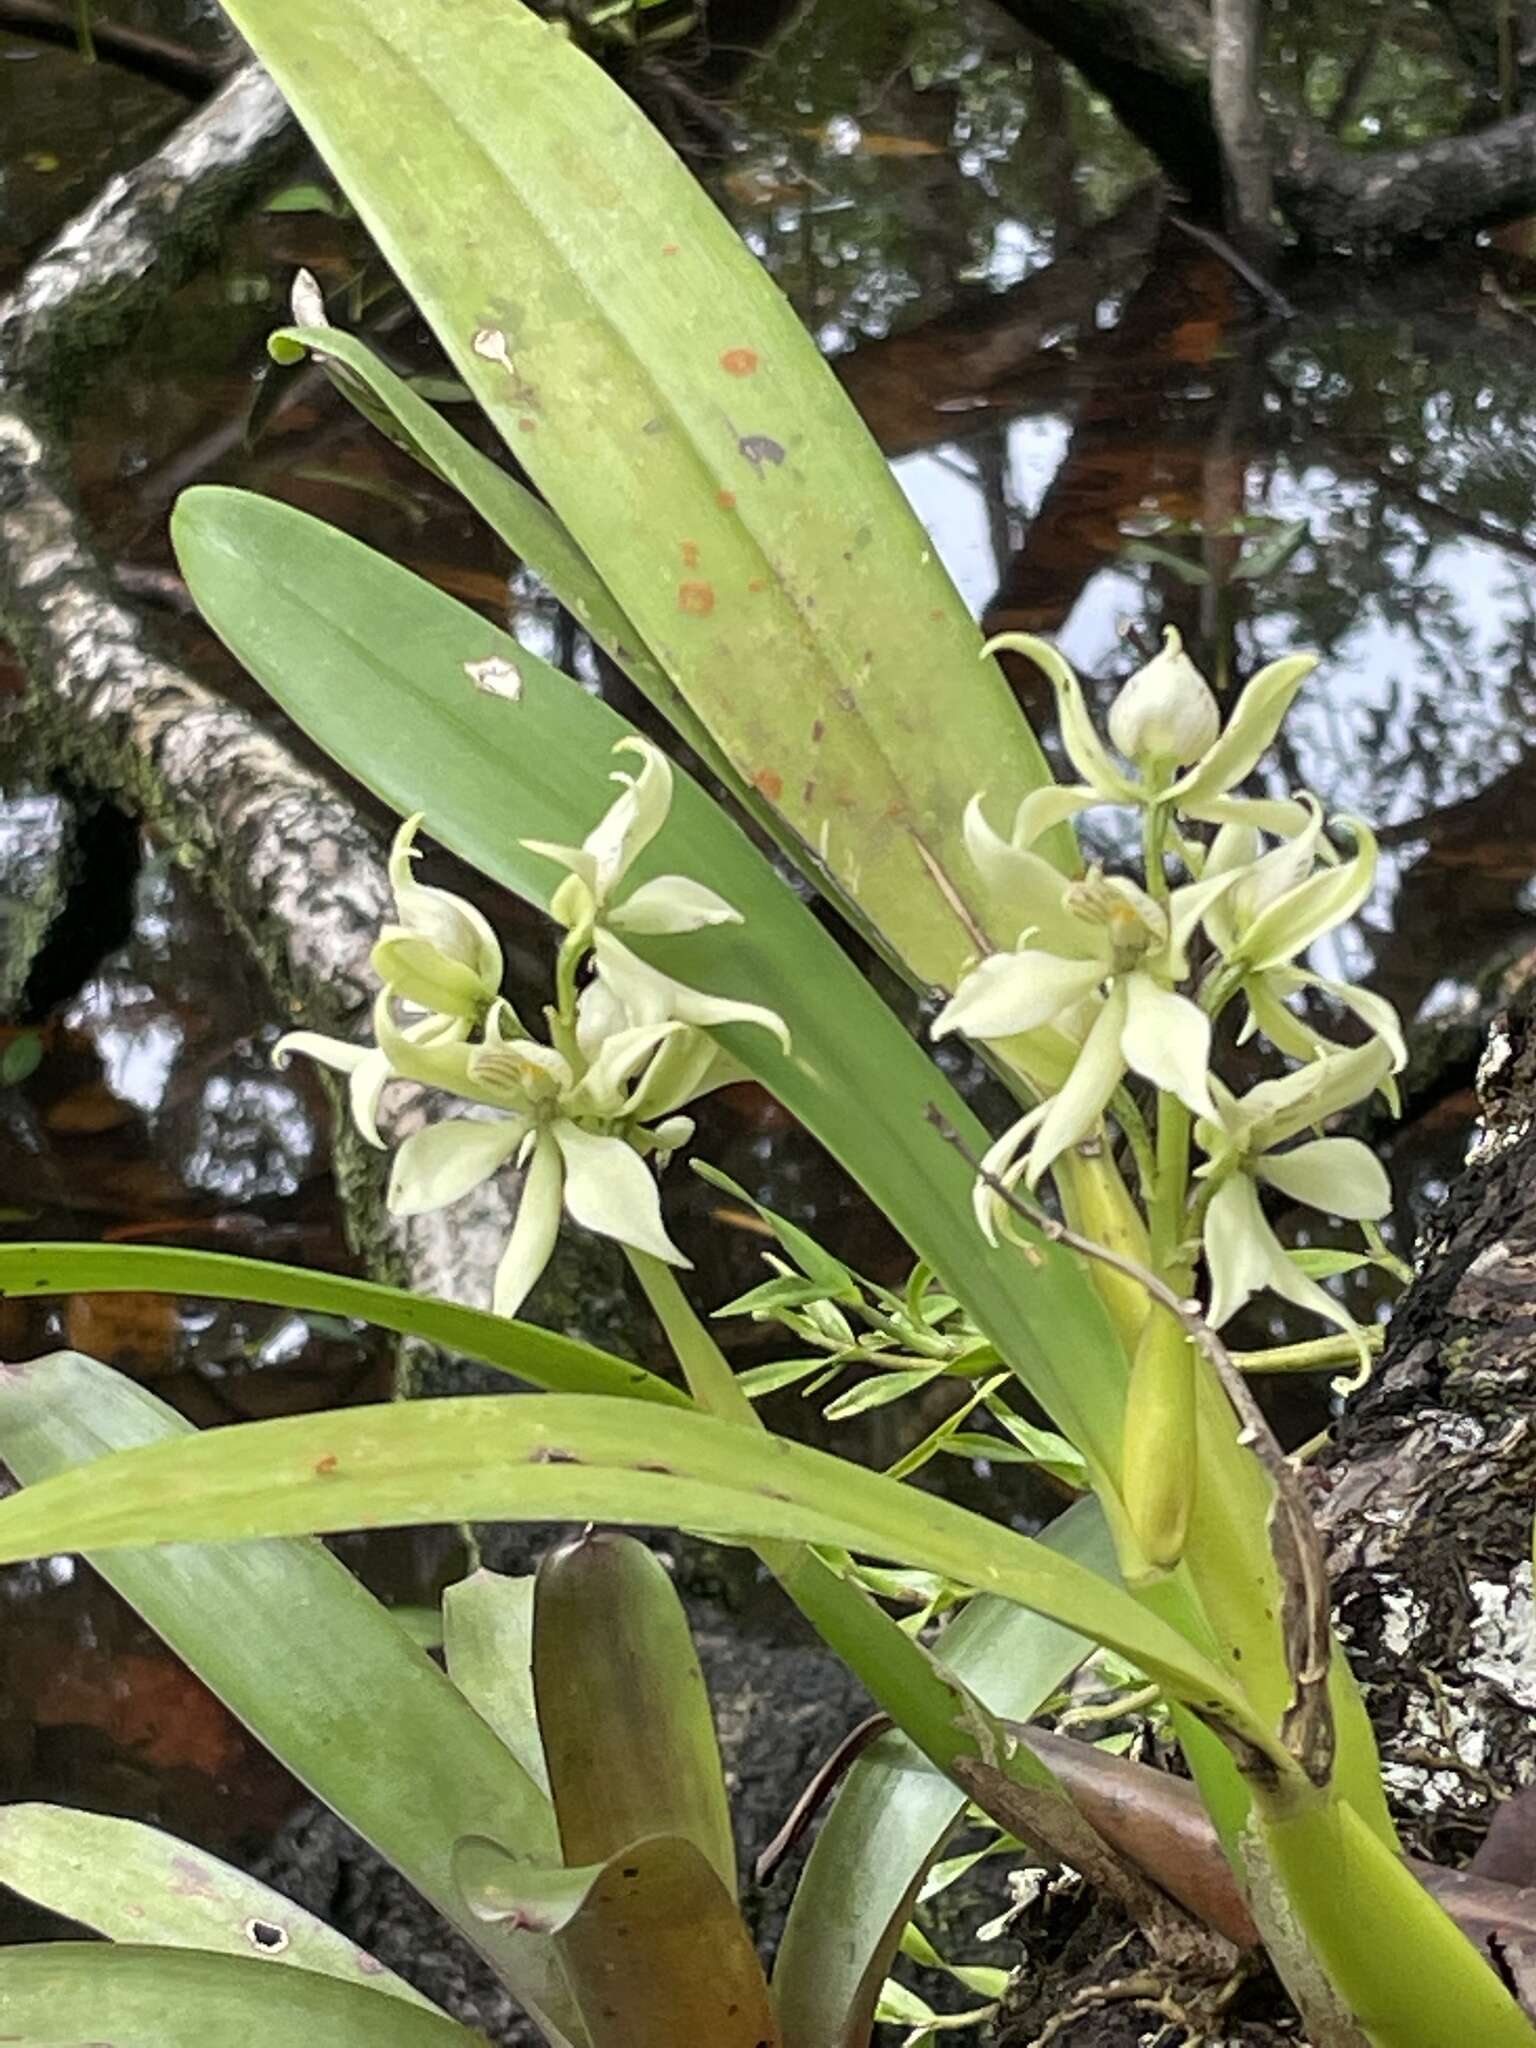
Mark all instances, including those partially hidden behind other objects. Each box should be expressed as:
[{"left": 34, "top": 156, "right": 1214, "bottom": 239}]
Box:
[
  {"left": 694, "top": 1161, "right": 864, "bottom": 1301},
  {"left": 169, "top": 487, "right": 1128, "bottom": 1468},
  {"left": 532, "top": 1531, "right": 736, "bottom": 1896},
  {"left": 1118, "top": 539, "right": 1210, "bottom": 587},
  {"left": 264, "top": 180, "right": 344, "bottom": 214},
  {"left": 0, "top": 1945, "right": 481, "bottom": 2047},
  {"left": 1287, "top": 1248, "right": 1371, "bottom": 1279},
  {"left": 822, "top": 1366, "right": 938, "bottom": 1420},
  {"left": 455, "top": 1834, "right": 779, "bottom": 2048},
  {"left": 218, "top": 0, "right": 1065, "bottom": 989},
  {"left": 442, "top": 1570, "right": 549, "bottom": 1795},
  {"left": 0, "top": 1805, "right": 432, "bottom": 2007},
  {"left": 0, "top": 1351, "right": 579, "bottom": 2048},
  {"left": 0, "top": 1366, "right": 1271, "bottom": 1748},
  {"left": 0, "top": 1240, "right": 684, "bottom": 1406},
  {"left": 734, "top": 1357, "right": 824, "bottom": 1398},
  {"left": 772, "top": 1497, "right": 1108, "bottom": 2048}
]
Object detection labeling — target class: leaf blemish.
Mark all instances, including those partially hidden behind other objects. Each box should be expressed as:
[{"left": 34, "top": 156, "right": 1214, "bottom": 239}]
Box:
[
  {"left": 678, "top": 580, "right": 715, "bottom": 617},
  {"left": 738, "top": 433, "right": 785, "bottom": 474},
  {"left": 811, "top": 719, "right": 825, "bottom": 742},
  {"left": 168, "top": 1856, "right": 217, "bottom": 1900},
  {"left": 245, "top": 1918, "right": 289, "bottom": 1954},
  {"left": 680, "top": 540, "right": 700, "bottom": 568},
  {"left": 754, "top": 769, "right": 784, "bottom": 801},
  {"left": 532, "top": 1446, "right": 581, "bottom": 1464},
  {"left": 716, "top": 489, "right": 737, "bottom": 510},
  {"left": 634, "top": 1460, "right": 674, "bottom": 1474},
  {"left": 314, "top": 1454, "right": 339, "bottom": 1476},
  {"left": 720, "top": 347, "right": 759, "bottom": 376},
  {"left": 464, "top": 655, "right": 523, "bottom": 702}
]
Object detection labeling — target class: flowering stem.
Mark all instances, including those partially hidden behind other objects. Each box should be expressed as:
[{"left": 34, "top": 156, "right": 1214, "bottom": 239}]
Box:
[
  {"left": 1111, "top": 1085, "right": 1158, "bottom": 1201},
  {"left": 1149, "top": 1092, "right": 1192, "bottom": 1273},
  {"left": 624, "top": 1247, "right": 760, "bottom": 1430}
]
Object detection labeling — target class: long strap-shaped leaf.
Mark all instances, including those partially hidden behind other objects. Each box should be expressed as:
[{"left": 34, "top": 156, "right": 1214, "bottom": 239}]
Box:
[
  {"left": 171, "top": 489, "right": 1128, "bottom": 1465},
  {"left": 0, "top": 1359, "right": 1279, "bottom": 1765},
  {"left": 218, "top": 0, "right": 1064, "bottom": 991},
  {"left": 0, "top": 1240, "right": 684, "bottom": 1405},
  {"left": 0, "top": 1944, "right": 483, "bottom": 2047},
  {"left": 0, "top": 1805, "right": 432, "bottom": 2008},
  {"left": 0, "top": 1350, "right": 582, "bottom": 2047}
]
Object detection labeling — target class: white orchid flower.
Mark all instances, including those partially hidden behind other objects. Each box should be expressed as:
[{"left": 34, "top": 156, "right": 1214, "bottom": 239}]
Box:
[
  {"left": 982, "top": 629, "right": 1318, "bottom": 837},
  {"left": 935, "top": 837, "right": 1239, "bottom": 1187},
  {"left": 1203, "top": 806, "right": 1405, "bottom": 1081},
  {"left": 522, "top": 737, "right": 741, "bottom": 940},
  {"left": 373, "top": 993, "right": 702, "bottom": 1316},
  {"left": 1194, "top": 1044, "right": 1393, "bottom": 1333}
]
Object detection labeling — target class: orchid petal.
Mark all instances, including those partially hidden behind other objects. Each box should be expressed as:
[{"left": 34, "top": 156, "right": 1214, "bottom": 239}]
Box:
[
  {"left": 1171, "top": 652, "right": 1318, "bottom": 808},
  {"left": 1120, "top": 976, "right": 1216, "bottom": 1121},
  {"left": 1161, "top": 866, "right": 1243, "bottom": 979},
  {"left": 1010, "top": 784, "right": 1100, "bottom": 848},
  {"left": 1025, "top": 982, "right": 1128, "bottom": 1187},
  {"left": 608, "top": 874, "right": 742, "bottom": 936},
  {"left": 592, "top": 931, "right": 791, "bottom": 1051},
  {"left": 972, "top": 1104, "right": 1049, "bottom": 1244},
  {"left": 961, "top": 797, "right": 1088, "bottom": 956},
  {"left": 273, "top": 1029, "right": 368, "bottom": 1079},
  {"left": 387, "top": 1115, "right": 526, "bottom": 1217},
  {"left": 371, "top": 929, "right": 494, "bottom": 1018},
  {"left": 1179, "top": 793, "right": 1317, "bottom": 837},
  {"left": 582, "top": 737, "right": 673, "bottom": 900},
  {"left": 1233, "top": 1038, "right": 1394, "bottom": 1152},
  {"left": 386, "top": 813, "right": 503, "bottom": 988},
  {"left": 493, "top": 1132, "right": 565, "bottom": 1318},
  {"left": 1106, "top": 627, "right": 1220, "bottom": 767},
  {"left": 1237, "top": 818, "right": 1378, "bottom": 972},
  {"left": 1205, "top": 1174, "right": 1358, "bottom": 1334},
  {"left": 932, "top": 949, "right": 1106, "bottom": 1043},
  {"left": 563, "top": 1021, "right": 686, "bottom": 1118},
  {"left": 1255, "top": 1136, "right": 1391, "bottom": 1220},
  {"left": 1294, "top": 969, "right": 1407, "bottom": 1073},
  {"left": 574, "top": 976, "right": 630, "bottom": 1065},
  {"left": 983, "top": 633, "right": 1139, "bottom": 801},
  {"left": 373, "top": 995, "right": 502, "bottom": 1107},
  {"left": 552, "top": 1120, "right": 689, "bottom": 1266},
  {"left": 625, "top": 1028, "right": 746, "bottom": 1122}
]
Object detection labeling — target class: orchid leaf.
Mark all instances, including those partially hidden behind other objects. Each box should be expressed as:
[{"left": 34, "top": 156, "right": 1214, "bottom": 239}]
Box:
[{"left": 0, "top": 1805, "right": 431, "bottom": 2008}]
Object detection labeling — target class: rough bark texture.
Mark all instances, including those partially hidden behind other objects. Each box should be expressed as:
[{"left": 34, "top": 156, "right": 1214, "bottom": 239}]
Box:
[
  {"left": 1210, "top": 0, "right": 1274, "bottom": 251},
  {"left": 1318, "top": 967, "right": 1536, "bottom": 1871}
]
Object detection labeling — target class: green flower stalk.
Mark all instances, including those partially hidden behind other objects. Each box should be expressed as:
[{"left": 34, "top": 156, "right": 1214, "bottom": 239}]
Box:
[{"left": 275, "top": 738, "right": 789, "bottom": 1317}]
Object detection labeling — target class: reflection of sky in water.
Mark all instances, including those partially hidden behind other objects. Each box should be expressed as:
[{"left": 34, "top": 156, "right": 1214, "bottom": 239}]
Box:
[{"left": 65, "top": 981, "right": 182, "bottom": 1114}]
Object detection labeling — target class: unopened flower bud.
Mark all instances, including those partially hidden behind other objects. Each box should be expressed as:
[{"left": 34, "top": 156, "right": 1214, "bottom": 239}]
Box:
[{"left": 1108, "top": 628, "right": 1221, "bottom": 769}]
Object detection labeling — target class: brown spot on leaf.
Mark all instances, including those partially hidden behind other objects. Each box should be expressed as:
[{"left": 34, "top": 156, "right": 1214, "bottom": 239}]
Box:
[
  {"left": 677, "top": 580, "right": 715, "bottom": 616},
  {"left": 518, "top": 417, "right": 537, "bottom": 432},
  {"left": 754, "top": 769, "right": 784, "bottom": 801},
  {"left": 680, "top": 540, "right": 700, "bottom": 568},
  {"left": 834, "top": 688, "right": 857, "bottom": 712},
  {"left": 245, "top": 1918, "right": 289, "bottom": 1954},
  {"left": 930, "top": 608, "right": 944, "bottom": 621},
  {"left": 635, "top": 1461, "right": 675, "bottom": 1475},
  {"left": 748, "top": 577, "right": 766, "bottom": 593},
  {"left": 533, "top": 1446, "right": 581, "bottom": 1464},
  {"left": 721, "top": 347, "right": 759, "bottom": 377},
  {"left": 314, "top": 1454, "right": 339, "bottom": 1476},
  {"left": 662, "top": 243, "right": 680, "bottom": 255},
  {"left": 716, "top": 488, "right": 737, "bottom": 509},
  {"left": 811, "top": 718, "right": 825, "bottom": 742},
  {"left": 738, "top": 433, "right": 785, "bottom": 474},
  {"left": 168, "top": 1856, "right": 218, "bottom": 1900},
  {"left": 802, "top": 779, "right": 816, "bottom": 804}
]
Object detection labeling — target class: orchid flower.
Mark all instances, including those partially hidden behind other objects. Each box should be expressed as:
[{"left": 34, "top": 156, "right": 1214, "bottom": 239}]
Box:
[
  {"left": 273, "top": 811, "right": 501, "bottom": 1144},
  {"left": 524, "top": 737, "right": 790, "bottom": 1049},
  {"left": 1194, "top": 1041, "right": 1394, "bottom": 1334},
  {"left": 934, "top": 812, "right": 1239, "bottom": 1186},
  {"left": 980, "top": 628, "right": 1318, "bottom": 841},
  {"left": 1201, "top": 804, "right": 1406, "bottom": 1083}
]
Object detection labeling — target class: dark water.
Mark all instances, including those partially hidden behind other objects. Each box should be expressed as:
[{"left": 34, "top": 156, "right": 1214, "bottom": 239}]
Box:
[{"left": 5, "top": 0, "right": 1536, "bottom": 1929}]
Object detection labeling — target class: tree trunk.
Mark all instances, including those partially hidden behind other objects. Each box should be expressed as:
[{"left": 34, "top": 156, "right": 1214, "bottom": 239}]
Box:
[{"left": 1210, "top": 0, "right": 1275, "bottom": 253}]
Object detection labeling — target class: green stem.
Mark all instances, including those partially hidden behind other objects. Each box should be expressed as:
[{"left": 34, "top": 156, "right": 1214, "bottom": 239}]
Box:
[
  {"left": 623, "top": 1250, "right": 1069, "bottom": 1800},
  {"left": 1141, "top": 797, "right": 1172, "bottom": 906},
  {"left": 1110, "top": 1084, "right": 1157, "bottom": 1202},
  {"left": 1149, "top": 1093, "right": 1192, "bottom": 1272},
  {"left": 625, "top": 1248, "right": 758, "bottom": 1429},
  {"left": 1232, "top": 1327, "right": 1385, "bottom": 1376}
]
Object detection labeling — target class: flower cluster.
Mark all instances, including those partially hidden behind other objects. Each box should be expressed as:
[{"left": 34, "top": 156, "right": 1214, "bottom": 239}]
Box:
[
  {"left": 277, "top": 739, "right": 788, "bottom": 1317},
  {"left": 938, "top": 628, "right": 1403, "bottom": 1339}
]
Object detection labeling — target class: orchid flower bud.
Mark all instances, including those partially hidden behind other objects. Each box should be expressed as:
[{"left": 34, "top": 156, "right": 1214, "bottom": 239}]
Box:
[{"left": 1107, "top": 628, "right": 1221, "bottom": 770}]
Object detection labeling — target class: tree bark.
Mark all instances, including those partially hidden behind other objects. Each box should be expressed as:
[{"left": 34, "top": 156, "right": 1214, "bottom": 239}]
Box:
[
  {"left": 1210, "top": 0, "right": 1275, "bottom": 252},
  {"left": 0, "top": 66, "right": 647, "bottom": 1367}
]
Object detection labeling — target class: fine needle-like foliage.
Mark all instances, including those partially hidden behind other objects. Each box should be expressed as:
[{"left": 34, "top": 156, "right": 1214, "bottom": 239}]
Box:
[{"left": 2, "top": 6, "right": 1532, "bottom": 2047}]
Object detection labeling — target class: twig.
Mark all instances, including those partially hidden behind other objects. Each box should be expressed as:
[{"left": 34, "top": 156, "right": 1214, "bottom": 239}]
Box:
[
  {"left": 926, "top": 1106, "right": 1336, "bottom": 1786},
  {"left": 0, "top": 0, "right": 234, "bottom": 97},
  {"left": 1165, "top": 213, "right": 1296, "bottom": 321}
]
